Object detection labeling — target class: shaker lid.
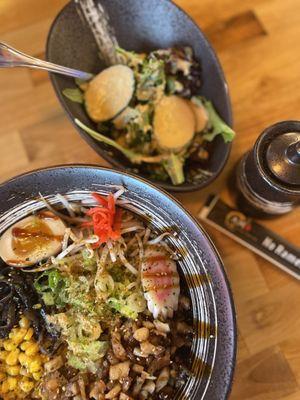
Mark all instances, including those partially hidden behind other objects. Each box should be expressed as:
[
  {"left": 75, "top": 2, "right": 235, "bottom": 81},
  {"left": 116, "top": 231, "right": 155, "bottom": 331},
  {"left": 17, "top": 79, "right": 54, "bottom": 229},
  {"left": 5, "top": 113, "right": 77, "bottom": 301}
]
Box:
[{"left": 266, "top": 132, "right": 300, "bottom": 185}]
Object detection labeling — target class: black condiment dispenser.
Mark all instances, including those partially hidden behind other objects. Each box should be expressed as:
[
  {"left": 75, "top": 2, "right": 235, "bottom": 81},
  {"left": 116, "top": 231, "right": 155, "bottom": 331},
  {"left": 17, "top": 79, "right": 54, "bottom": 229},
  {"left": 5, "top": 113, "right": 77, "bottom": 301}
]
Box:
[{"left": 233, "top": 121, "right": 300, "bottom": 218}]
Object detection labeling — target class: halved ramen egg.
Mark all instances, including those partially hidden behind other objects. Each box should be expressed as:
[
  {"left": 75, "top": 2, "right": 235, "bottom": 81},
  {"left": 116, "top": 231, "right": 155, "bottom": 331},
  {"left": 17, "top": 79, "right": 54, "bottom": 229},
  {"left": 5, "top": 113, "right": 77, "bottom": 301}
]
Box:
[{"left": 0, "top": 211, "right": 66, "bottom": 267}]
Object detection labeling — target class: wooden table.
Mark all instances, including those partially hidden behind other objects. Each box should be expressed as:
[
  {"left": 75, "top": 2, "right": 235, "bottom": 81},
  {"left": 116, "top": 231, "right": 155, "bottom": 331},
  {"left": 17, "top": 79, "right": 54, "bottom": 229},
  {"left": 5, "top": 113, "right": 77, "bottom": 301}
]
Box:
[{"left": 0, "top": 0, "right": 299, "bottom": 398}]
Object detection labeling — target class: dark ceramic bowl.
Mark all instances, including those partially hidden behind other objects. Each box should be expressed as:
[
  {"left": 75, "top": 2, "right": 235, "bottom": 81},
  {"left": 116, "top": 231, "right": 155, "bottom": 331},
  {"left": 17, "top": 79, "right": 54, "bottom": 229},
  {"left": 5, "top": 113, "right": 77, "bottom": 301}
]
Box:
[
  {"left": 0, "top": 165, "right": 236, "bottom": 399},
  {"left": 46, "top": 0, "right": 233, "bottom": 192}
]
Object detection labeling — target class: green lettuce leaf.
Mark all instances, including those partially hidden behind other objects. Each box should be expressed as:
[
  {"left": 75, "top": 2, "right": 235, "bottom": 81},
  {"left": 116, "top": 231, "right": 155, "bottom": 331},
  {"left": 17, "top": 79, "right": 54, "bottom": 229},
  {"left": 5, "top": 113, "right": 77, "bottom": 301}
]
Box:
[
  {"left": 62, "top": 88, "right": 84, "bottom": 103},
  {"left": 193, "top": 97, "right": 235, "bottom": 143}
]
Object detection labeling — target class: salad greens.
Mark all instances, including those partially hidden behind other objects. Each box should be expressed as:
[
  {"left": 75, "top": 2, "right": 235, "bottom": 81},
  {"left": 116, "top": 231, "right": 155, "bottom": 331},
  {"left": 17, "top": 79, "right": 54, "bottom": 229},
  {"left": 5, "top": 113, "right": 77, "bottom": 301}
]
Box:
[
  {"left": 62, "top": 88, "right": 84, "bottom": 104},
  {"left": 198, "top": 98, "right": 235, "bottom": 143},
  {"left": 63, "top": 46, "right": 235, "bottom": 185}
]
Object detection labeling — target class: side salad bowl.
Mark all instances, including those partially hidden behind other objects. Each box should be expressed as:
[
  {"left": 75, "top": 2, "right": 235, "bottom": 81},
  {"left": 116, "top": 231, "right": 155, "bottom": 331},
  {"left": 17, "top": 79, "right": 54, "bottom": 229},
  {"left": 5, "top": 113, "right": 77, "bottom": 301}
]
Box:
[
  {"left": 46, "top": 0, "right": 233, "bottom": 192},
  {"left": 0, "top": 165, "right": 236, "bottom": 399}
]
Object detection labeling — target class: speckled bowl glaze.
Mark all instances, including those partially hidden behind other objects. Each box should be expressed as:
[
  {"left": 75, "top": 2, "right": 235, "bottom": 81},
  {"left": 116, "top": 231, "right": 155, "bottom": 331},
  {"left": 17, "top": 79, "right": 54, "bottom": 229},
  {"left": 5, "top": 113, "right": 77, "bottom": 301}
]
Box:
[
  {"left": 46, "top": 0, "right": 233, "bottom": 192},
  {"left": 0, "top": 165, "right": 236, "bottom": 399}
]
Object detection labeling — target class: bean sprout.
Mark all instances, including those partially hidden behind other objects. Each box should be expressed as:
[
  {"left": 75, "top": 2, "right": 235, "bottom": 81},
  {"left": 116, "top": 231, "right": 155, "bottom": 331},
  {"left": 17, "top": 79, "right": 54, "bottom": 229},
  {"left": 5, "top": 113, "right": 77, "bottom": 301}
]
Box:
[
  {"left": 113, "top": 187, "right": 125, "bottom": 200},
  {"left": 147, "top": 232, "right": 171, "bottom": 245},
  {"left": 62, "top": 228, "right": 71, "bottom": 251},
  {"left": 55, "top": 194, "right": 76, "bottom": 217},
  {"left": 107, "top": 240, "right": 117, "bottom": 263},
  {"left": 136, "top": 234, "right": 144, "bottom": 268},
  {"left": 117, "top": 244, "right": 138, "bottom": 275},
  {"left": 143, "top": 228, "right": 151, "bottom": 244},
  {"left": 39, "top": 193, "right": 87, "bottom": 224}
]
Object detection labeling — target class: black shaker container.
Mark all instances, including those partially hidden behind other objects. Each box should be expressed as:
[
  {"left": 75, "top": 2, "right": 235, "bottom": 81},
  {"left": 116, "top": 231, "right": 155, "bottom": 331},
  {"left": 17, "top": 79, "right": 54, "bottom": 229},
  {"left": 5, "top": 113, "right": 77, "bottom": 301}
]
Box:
[{"left": 233, "top": 121, "right": 300, "bottom": 218}]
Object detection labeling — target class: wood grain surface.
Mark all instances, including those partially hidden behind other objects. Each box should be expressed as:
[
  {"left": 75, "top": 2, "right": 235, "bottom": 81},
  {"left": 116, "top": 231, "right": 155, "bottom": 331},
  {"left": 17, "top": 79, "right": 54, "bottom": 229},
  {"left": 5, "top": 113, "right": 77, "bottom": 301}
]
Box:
[{"left": 0, "top": 0, "right": 299, "bottom": 398}]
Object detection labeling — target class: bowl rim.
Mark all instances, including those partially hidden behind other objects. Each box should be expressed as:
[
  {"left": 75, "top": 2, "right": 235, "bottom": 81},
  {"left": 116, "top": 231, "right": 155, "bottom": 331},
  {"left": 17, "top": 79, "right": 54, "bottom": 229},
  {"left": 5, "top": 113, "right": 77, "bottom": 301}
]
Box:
[
  {"left": 45, "top": 0, "right": 233, "bottom": 193},
  {"left": 0, "top": 163, "right": 237, "bottom": 399}
]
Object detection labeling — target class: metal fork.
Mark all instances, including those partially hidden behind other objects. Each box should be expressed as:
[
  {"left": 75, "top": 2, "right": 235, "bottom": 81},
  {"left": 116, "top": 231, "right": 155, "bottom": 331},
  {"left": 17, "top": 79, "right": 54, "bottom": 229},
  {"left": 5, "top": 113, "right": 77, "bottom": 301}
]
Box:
[{"left": 0, "top": 42, "right": 93, "bottom": 81}]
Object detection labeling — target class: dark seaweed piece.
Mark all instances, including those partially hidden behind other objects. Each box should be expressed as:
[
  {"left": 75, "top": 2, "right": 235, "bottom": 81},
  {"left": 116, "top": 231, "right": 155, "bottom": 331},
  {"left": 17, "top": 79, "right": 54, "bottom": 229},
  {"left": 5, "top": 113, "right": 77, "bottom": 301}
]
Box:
[
  {"left": 0, "top": 301, "right": 15, "bottom": 339},
  {"left": 0, "top": 266, "right": 60, "bottom": 349},
  {"left": 0, "top": 279, "right": 15, "bottom": 338},
  {"left": 0, "top": 281, "right": 13, "bottom": 303}
]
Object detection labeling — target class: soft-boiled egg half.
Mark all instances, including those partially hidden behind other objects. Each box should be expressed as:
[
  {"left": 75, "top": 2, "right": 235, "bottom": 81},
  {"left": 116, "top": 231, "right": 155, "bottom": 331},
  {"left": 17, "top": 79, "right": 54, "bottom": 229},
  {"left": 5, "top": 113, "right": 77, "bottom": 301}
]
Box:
[{"left": 0, "top": 211, "right": 66, "bottom": 267}]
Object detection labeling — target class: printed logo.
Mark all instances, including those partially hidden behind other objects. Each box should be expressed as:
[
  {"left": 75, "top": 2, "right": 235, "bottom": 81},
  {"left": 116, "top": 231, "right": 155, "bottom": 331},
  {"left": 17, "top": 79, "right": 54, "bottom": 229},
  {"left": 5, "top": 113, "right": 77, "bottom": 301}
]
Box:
[{"left": 225, "top": 211, "right": 252, "bottom": 232}]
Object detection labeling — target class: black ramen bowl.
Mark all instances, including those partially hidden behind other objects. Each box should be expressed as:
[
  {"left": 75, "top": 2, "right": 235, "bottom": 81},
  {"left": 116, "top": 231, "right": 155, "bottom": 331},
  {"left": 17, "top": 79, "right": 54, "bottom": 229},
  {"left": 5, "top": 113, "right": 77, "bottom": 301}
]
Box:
[
  {"left": 0, "top": 165, "right": 236, "bottom": 399},
  {"left": 46, "top": 0, "right": 233, "bottom": 192}
]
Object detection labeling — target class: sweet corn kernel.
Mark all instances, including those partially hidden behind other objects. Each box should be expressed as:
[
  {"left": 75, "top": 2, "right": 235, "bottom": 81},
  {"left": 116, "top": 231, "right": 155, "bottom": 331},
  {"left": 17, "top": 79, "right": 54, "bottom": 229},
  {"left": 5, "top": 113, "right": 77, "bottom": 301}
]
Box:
[
  {"left": 9, "top": 328, "right": 27, "bottom": 345},
  {"left": 29, "top": 359, "right": 42, "bottom": 373},
  {"left": 18, "top": 352, "right": 30, "bottom": 367},
  {"left": 3, "top": 340, "right": 16, "bottom": 352},
  {"left": 6, "top": 349, "right": 20, "bottom": 366},
  {"left": 23, "top": 328, "right": 34, "bottom": 341},
  {"left": 4, "top": 393, "right": 15, "bottom": 400},
  {"left": 19, "top": 317, "right": 30, "bottom": 329},
  {"left": 19, "top": 378, "right": 34, "bottom": 393},
  {"left": 19, "top": 367, "right": 30, "bottom": 377},
  {"left": 25, "top": 343, "right": 39, "bottom": 357},
  {"left": 6, "top": 365, "right": 20, "bottom": 376},
  {"left": 20, "top": 341, "right": 33, "bottom": 351},
  {"left": 1, "top": 380, "right": 10, "bottom": 394},
  {"left": 8, "top": 328, "right": 17, "bottom": 339},
  {"left": 33, "top": 354, "right": 42, "bottom": 363},
  {"left": 7, "top": 376, "right": 17, "bottom": 391},
  {"left": 32, "top": 371, "right": 43, "bottom": 381},
  {"left": 0, "top": 351, "right": 8, "bottom": 361},
  {"left": 0, "top": 315, "right": 45, "bottom": 397}
]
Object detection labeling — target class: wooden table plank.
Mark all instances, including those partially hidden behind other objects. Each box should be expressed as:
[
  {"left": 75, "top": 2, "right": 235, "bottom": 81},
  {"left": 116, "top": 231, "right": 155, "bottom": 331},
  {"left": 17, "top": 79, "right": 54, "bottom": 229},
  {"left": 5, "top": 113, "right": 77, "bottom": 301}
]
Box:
[{"left": 0, "top": 1, "right": 299, "bottom": 399}]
